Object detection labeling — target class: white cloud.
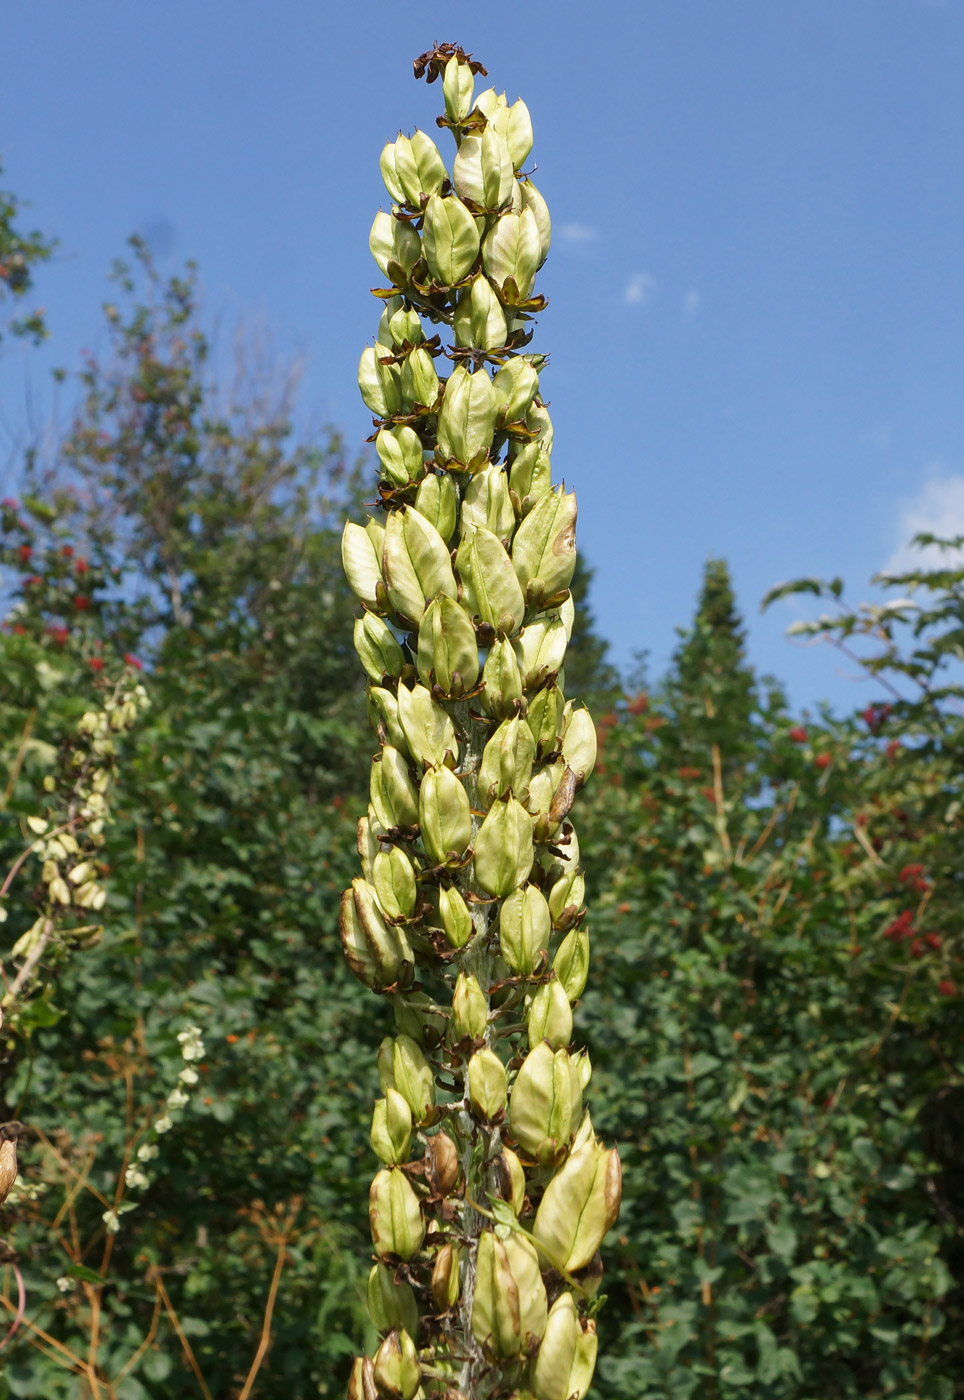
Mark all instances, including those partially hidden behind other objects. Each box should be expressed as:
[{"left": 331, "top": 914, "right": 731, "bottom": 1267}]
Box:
[
  {"left": 884, "top": 471, "right": 964, "bottom": 574},
  {"left": 683, "top": 288, "right": 701, "bottom": 317},
  {"left": 624, "top": 272, "right": 656, "bottom": 306},
  {"left": 558, "top": 223, "right": 598, "bottom": 247}
]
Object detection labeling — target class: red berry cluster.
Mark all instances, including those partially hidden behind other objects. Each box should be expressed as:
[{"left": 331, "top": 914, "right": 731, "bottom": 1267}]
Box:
[
  {"left": 861, "top": 703, "right": 892, "bottom": 732},
  {"left": 897, "top": 863, "right": 929, "bottom": 894}
]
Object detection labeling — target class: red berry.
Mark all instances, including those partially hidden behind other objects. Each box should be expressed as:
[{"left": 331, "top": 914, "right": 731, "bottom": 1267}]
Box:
[
  {"left": 75, "top": 559, "right": 89, "bottom": 575},
  {"left": 909, "top": 939, "right": 925, "bottom": 958},
  {"left": 123, "top": 653, "right": 143, "bottom": 671},
  {"left": 89, "top": 657, "right": 104, "bottom": 672},
  {"left": 789, "top": 726, "right": 808, "bottom": 743},
  {"left": 74, "top": 596, "right": 91, "bottom": 611},
  {"left": 925, "top": 933, "right": 942, "bottom": 950},
  {"left": 938, "top": 980, "right": 957, "bottom": 997},
  {"left": 17, "top": 544, "right": 32, "bottom": 562},
  {"left": 815, "top": 753, "right": 831, "bottom": 769},
  {"left": 898, "top": 864, "right": 923, "bottom": 883}
]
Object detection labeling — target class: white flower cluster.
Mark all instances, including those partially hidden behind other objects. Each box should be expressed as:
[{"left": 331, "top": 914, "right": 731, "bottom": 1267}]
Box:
[{"left": 103, "top": 1024, "right": 206, "bottom": 1236}]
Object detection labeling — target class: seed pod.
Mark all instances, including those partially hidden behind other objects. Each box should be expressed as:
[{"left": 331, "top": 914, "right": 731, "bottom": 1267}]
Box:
[
  {"left": 519, "top": 179, "right": 551, "bottom": 264},
  {"left": 431, "top": 1242, "right": 461, "bottom": 1312},
  {"left": 527, "top": 979, "right": 573, "bottom": 1050},
  {"left": 467, "top": 1047, "right": 508, "bottom": 1122},
  {"left": 499, "top": 884, "right": 551, "bottom": 975},
  {"left": 453, "top": 127, "right": 514, "bottom": 210},
  {"left": 457, "top": 525, "right": 525, "bottom": 636},
  {"left": 515, "top": 618, "right": 568, "bottom": 690},
  {"left": 340, "top": 880, "right": 414, "bottom": 992},
  {"left": 373, "top": 846, "right": 417, "bottom": 921},
  {"left": 400, "top": 346, "right": 440, "bottom": 410},
  {"left": 472, "top": 1231, "right": 547, "bottom": 1359},
  {"left": 343, "top": 521, "right": 386, "bottom": 611},
  {"left": 451, "top": 972, "right": 488, "bottom": 1042},
  {"left": 532, "top": 1142, "right": 622, "bottom": 1273},
  {"left": 490, "top": 1145, "right": 527, "bottom": 1216},
  {"left": 483, "top": 209, "right": 541, "bottom": 300},
  {"left": 358, "top": 346, "right": 403, "bottom": 419},
  {"left": 561, "top": 706, "right": 597, "bottom": 784},
  {"left": 419, "top": 765, "right": 472, "bottom": 865},
  {"left": 346, "top": 1356, "right": 378, "bottom": 1400},
  {"left": 368, "top": 686, "right": 409, "bottom": 755},
  {"left": 492, "top": 356, "right": 540, "bottom": 424},
  {"left": 508, "top": 442, "right": 553, "bottom": 517},
  {"left": 553, "top": 926, "right": 590, "bottom": 1002},
  {"left": 382, "top": 131, "right": 446, "bottom": 206},
  {"left": 438, "top": 884, "right": 474, "bottom": 949},
  {"left": 369, "top": 747, "right": 419, "bottom": 830},
  {"left": 481, "top": 638, "right": 525, "bottom": 719},
  {"left": 414, "top": 471, "right": 457, "bottom": 543},
  {"left": 382, "top": 506, "right": 458, "bottom": 624},
  {"left": 512, "top": 487, "right": 577, "bottom": 609},
  {"left": 436, "top": 363, "right": 497, "bottom": 470},
  {"left": 370, "top": 212, "right": 421, "bottom": 282},
  {"left": 422, "top": 192, "right": 481, "bottom": 286},
  {"left": 509, "top": 1041, "right": 582, "bottom": 1164},
  {"left": 397, "top": 683, "right": 458, "bottom": 769},
  {"left": 425, "top": 1131, "right": 461, "bottom": 1196},
  {"left": 547, "top": 865, "right": 586, "bottom": 931},
  {"left": 368, "top": 1263, "right": 419, "bottom": 1337},
  {"left": 370, "top": 1168, "right": 426, "bottom": 1262},
  {"left": 454, "top": 274, "right": 507, "bottom": 352},
  {"left": 393, "top": 992, "right": 447, "bottom": 1050},
  {"left": 376, "top": 425, "right": 426, "bottom": 487},
  {"left": 442, "top": 53, "right": 474, "bottom": 122},
  {"left": 371, "top": 1088, "right": 413, "bottom": 1165},
  {"left": 525, "top": 685, "right": 564, "bottom": 756},
  {"left": 476, "top": 92, "right": 534, "bottom": 170},
  {"left": 379, "top": 299, "right": 424, "bottom": 350},
  {"left": 529, "top": 1292, "right": 597, "bottom": 1400},
  {"left": 373, "top": 1328, "right": 421, "bottom": 1400},
  {"left": 357, "top": 815, "right": 378, "bottom": 884},
  {"left": 462, "top": 461, "right": 516, "bottom": 541},
  {"left": 389, "top": 1033, "right": 437, "bottom": 1125},
  {"left": 478, "top": 715, "right": 535, "bottom": 807},
  {"left": 354, "top": 613, "right": 405, "bottom": 684},
  {"left": 474, "top": 795, "right": 534, "bottom": 896},
  {"left": 417, "top": 595, "right": 480, "bottom": 695}
]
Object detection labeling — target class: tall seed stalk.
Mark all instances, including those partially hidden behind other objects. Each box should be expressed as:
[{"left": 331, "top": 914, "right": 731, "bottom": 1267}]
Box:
[{"left": 340, "top": 44, "right": 620, "bottom": 1400}]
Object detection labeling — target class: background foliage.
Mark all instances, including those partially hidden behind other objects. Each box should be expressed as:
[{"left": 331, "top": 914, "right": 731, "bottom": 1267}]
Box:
[{"left": 1, "top": 233, "right": 961, "bottom": 1398}]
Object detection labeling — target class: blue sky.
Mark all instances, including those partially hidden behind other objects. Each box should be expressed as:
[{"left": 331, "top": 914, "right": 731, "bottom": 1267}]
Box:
[{"left": 2, "top": 0, "right": 963, "bottom": 712}]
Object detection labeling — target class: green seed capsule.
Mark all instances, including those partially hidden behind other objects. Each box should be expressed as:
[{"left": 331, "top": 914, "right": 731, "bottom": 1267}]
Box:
[
  {"left": 529, "top": 1292, "right": 598, "bottom": 1400},
  {"left": 367, "top": 1262, "right": 419, "bottom": 1337},
  {"left": 373, "top": 1327, "right": 421, "bottom": 1400},
  {"left": 472, "top": 1231, "right": 547, "bottom": 1359},
  {"left": 369, "top": 1168, "right": 426, "bottom": 1262},
  {"left": 452, "top": 972, "right": 488, "bottom": 1042},
  {"left": 499, "top": 884, "right": 551, "bottom": 975},
  {"left": 474, "top": 795, "right": 534, "bottom": 896},
  {"left": 419, "top": 765, "right": 472, "bottom": 865},
  {"left": 532, "top": 1141, "right": 622, "bottom": 1273},
  {"left": 370, "top": 1088, "right": 413, "bottom": 1165},
  {"left": 417, "top": 595, "right": 480, "bottom": 695},
  {"left": 422, "top": 192, "right": 481, "bottom": 286},
  {"left": 468, "top": 1046, "right": 508, "bottom": 1122}
]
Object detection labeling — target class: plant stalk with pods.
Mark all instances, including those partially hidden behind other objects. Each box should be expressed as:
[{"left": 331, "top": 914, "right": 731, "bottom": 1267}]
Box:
[{"left": 340, "top": 44, "right": 620, "bottom": 1400}]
